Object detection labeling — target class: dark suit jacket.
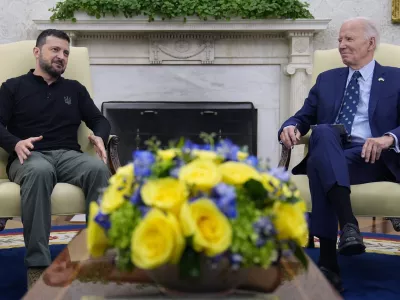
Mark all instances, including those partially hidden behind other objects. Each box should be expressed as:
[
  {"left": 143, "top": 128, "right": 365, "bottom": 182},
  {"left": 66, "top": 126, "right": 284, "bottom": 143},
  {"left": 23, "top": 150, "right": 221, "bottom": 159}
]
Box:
[{"left": 278, "top": 62, "right": 400, "bottom": 181}]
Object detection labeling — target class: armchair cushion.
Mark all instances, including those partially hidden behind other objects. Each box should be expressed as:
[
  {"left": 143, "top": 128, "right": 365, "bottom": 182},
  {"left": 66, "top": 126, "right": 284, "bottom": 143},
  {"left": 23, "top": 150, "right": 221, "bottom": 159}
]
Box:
[
  {"left": 0, "top": 179, "right": 85, "bottom": 217},
  {"left": 291, "top": 175, "right": 400, "bottom": 217}
]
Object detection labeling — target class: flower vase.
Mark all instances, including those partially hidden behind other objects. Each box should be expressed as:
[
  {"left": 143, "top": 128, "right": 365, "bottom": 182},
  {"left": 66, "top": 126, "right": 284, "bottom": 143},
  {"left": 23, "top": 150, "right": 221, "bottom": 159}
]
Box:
[{"left": 146, "top": 255, "right": 246, "bottom": 295}]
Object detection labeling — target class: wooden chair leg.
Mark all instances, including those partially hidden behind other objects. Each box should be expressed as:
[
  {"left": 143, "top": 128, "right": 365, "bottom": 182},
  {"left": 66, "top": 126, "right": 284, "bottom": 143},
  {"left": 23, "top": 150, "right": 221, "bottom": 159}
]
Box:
[
  {"left": 371, "top": 216, "right": 376, "bottom": 233},
  {"left": 307, "top": 233, "right": 315, "bottom": 249}
]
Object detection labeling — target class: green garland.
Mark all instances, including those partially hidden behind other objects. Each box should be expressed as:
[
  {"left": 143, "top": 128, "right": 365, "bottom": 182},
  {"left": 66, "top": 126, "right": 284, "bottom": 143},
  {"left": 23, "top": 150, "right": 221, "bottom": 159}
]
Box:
[{"left": 49, "top": 0, "right": 314, "bottom": 22}]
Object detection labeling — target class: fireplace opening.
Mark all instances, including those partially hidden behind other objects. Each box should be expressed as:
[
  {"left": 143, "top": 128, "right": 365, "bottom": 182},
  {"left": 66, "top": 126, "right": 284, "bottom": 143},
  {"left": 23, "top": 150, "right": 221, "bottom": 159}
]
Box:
[{"left": 102, "top": 101, "right": 257, "bottom": 166}]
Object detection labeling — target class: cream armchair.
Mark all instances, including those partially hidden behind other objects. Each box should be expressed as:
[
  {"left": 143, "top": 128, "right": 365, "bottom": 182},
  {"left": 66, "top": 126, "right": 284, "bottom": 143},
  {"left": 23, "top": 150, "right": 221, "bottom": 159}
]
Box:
[
  {"left": 279, "top": 43, "right": 400, "bottom": 218},
  {"left": 0, "top": 40, "right": 121, "bottom": 218}
]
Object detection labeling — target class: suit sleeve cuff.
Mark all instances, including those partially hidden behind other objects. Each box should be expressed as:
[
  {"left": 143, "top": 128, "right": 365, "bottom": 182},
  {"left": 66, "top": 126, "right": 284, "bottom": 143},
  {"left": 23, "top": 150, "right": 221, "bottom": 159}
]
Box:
[{"left": 385, "top": 132, "right": 400, "bottom": 153}]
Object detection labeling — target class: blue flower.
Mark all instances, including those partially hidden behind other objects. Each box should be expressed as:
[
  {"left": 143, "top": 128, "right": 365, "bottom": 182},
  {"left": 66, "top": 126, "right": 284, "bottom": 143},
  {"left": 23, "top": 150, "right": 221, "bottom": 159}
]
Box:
[
  {"left": 94, "top": 210, "right": 111, "bottom": 230},
  {"left": 253, "top": 216, "right": 275, "bottom": 236},
  {"left": 183, "top": 140, "right": 201, "bottom": 152},
  {"left": 133, "top": 150, "right": 155, "bottom": 178},
  {"left": 268, "top": 167, "right": 290, "bottom": 182},
  {"left": 256, "top": 237, "right": 267, "bottom": 247},
  {"left": 130, "top": 185, "right": 143, "bottom": 205},
  {"left": 230, "top": 253, "right": 243, "bottom": 270},
  {"left": 215, "top": 139, "right": 240, "bottom": 161},
  {"left": 169, "top": 167, "right": 180, "bottom": 178},
  {"left": 211, "top": 183, "right": 237, "bottom": 218},
  {"left": 245, "top": 155, "right": 258, "bottom": 168},
  {"left": 253, "top": 217, "right": 276, "bottom": 247},
  {"left": 138, "top": 205, "right": 151, "bottom": 217},
  {"left": 210, "top": 253, "right": 224, "bottom": 264}
]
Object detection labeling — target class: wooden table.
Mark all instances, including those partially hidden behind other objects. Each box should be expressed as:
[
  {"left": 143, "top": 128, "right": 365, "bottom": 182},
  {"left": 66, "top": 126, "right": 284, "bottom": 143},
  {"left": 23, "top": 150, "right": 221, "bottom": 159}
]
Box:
[{"left": 23, "top": 229, "right": 343, "bottom": 300}]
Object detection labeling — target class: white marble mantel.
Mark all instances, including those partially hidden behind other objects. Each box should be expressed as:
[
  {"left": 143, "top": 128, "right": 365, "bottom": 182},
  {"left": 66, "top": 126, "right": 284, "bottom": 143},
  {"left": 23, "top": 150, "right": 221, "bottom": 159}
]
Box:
[
  {"left": 34, "top": 14, "right": 330, "bottom": 32},
  {"left": 33, "top": 15, "right": 330, "bottom": 165}
]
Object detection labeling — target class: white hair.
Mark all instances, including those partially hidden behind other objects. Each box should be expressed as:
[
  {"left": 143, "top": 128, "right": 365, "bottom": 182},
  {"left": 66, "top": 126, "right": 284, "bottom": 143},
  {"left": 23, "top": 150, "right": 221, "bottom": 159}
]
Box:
[{"left": 344, "top": 17, "right": 380, "bottom": 46}]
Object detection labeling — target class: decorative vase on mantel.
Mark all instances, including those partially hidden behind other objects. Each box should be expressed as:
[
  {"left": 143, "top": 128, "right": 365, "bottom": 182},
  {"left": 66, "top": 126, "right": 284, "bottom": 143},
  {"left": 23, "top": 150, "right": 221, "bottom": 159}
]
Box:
[{"left": 86, "top": 136, "right": 309, "bottom": 295}]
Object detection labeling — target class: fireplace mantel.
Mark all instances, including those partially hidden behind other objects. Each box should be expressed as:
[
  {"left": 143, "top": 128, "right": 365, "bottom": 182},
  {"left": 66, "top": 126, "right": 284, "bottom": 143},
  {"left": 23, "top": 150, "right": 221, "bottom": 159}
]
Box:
[
  {"left": 34, "top": 14, "right": 330, "bottom": 33},
  {"left": 33, "top": 15, "right": 331, "bottom": 167}
]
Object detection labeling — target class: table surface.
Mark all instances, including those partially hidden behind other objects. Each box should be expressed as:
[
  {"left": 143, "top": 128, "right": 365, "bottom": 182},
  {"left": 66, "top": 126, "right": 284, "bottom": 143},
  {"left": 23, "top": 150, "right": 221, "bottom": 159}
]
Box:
[{"left": 22, "top": 229, "right": 343, "bottom": 300}]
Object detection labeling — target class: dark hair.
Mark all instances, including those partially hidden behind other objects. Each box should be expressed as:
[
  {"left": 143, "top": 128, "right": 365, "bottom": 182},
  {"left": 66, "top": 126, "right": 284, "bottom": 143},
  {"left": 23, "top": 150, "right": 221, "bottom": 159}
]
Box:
[{"left": 35, "top": 29, "right": 70, "bottom": 48}]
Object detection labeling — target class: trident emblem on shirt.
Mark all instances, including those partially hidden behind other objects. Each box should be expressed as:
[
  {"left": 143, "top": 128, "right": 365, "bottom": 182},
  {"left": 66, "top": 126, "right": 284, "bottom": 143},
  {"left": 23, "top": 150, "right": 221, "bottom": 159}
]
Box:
[{"left": 64, "top": 96, "right": 72, "bottom": 105}]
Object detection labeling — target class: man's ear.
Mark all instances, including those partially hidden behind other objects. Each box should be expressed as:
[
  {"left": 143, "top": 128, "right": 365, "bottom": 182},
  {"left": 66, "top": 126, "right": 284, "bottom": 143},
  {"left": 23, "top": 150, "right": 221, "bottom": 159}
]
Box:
[
  {"left": 368, "top": 37, "right": 376, "bottom": 51},
  {"left": 33, "top": 46, "right": 40, "bottom": 59}
]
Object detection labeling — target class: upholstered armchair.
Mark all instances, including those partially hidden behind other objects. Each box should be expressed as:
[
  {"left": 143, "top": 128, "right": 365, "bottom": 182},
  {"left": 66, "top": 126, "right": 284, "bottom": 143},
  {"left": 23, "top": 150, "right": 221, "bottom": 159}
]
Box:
[
  {"left": 0, "top": 40, "right": 121, "bottom": 218},
  {"left": 279, "top": 43, "right": 400, "bottom": 221}
]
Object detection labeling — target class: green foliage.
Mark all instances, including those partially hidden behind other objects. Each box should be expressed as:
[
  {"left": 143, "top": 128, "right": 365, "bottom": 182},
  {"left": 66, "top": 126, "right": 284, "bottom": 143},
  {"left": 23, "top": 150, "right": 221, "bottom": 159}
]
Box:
[
  {"left": 199, "top": 132, "right": 216, "bottom": 148},
  {"left": 151, "top": 159, "right": 175, "bottom": 178},
  {"left": 243, "top": 178, "right": 268, "bottom": 209},
  {"left": 292, "top": 242, "right": 308, "bottom": 270},
  {"left": 144, "top": 136, "right": 162, "bottom": 153},
  {"left": 49, "top": 0, "right": 314, "bottom": 22},
  {"left": 179, "top": 238, "right": 201, "bottom": 278},
  {"left": 107, "top": 201, "right": 142, "bottom": 270},
  {"left": 230, "top": 187, "right": 277, "bottom": 268}
]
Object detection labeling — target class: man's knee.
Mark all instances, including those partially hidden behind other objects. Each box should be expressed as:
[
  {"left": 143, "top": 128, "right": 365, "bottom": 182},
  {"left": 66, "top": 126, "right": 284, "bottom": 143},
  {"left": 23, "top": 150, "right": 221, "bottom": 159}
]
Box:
[
  {"left": 17, "top": 158, "right": 56, "bottom": 183},
  {"left": 85, "top": 157, "right": 110, "bottom": 179},
  {"left": 310, "top": 124, "right": 338, "bottom": 138},
  {"left": 309, "top": 124, "right": 341, "bottom": 148}
]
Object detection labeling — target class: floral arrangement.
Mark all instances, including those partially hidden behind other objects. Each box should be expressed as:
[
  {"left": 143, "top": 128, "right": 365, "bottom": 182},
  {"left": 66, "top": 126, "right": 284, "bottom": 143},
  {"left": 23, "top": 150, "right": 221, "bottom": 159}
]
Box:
[{"left": 87, "top": 134, "right": 309, "bottom": 279}]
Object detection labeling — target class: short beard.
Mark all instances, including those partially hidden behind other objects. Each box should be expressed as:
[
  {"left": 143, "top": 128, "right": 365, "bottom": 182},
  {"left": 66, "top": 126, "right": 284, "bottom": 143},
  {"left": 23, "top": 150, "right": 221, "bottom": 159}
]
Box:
[{"left": 38, "top": 54, "right": 64, "bottom": 79}]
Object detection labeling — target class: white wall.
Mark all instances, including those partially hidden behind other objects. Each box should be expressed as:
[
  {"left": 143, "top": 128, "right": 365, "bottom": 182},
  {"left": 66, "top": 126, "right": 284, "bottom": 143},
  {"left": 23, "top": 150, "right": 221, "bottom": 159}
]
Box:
[{"left": 1, "top": 0, "right": 399, "bottom": 48}]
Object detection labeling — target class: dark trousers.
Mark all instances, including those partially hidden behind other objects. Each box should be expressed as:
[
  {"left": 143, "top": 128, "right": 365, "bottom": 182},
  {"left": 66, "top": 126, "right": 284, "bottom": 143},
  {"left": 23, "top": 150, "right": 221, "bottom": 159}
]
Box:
[
  {"left": 307, "top": 125, "right": 394, "bottom": 240},
  {"left": 8, "top": 150, "right": 110, "bottom": 268}
]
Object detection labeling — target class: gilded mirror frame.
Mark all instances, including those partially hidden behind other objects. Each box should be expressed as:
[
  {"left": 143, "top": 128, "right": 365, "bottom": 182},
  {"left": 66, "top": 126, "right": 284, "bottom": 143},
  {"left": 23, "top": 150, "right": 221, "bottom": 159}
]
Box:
[{"left": 393, "top": 0, "right": 400, "bottom": 23}]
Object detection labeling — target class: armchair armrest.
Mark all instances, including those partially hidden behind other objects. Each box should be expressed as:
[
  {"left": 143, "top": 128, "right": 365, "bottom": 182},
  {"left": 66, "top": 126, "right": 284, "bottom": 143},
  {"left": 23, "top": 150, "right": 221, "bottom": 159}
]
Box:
[
  {"left": 278, "top": 132, "right": 310, "bottom": 170},
  {"left": 107, "top": 135, "right": 121, "bottom": 174}
]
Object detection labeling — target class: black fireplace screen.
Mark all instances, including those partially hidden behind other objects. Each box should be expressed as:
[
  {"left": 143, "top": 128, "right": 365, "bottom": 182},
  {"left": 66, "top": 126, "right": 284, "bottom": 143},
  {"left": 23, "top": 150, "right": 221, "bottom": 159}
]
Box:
[{"left": 101, "top": 101, "right": 257, "bottom": 166}]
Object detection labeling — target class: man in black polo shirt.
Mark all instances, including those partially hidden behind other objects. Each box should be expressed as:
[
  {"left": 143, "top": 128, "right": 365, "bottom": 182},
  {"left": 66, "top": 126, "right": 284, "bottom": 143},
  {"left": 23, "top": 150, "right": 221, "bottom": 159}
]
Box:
[{"left": 0, "top": 29, "right": 111, "bottom": 285}]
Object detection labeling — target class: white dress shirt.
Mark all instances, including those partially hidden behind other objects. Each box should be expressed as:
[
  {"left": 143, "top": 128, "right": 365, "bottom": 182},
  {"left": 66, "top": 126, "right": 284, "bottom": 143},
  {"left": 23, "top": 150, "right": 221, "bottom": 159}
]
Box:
[{"left": 339, "top": 59, "right": 399, "bottom": 152}]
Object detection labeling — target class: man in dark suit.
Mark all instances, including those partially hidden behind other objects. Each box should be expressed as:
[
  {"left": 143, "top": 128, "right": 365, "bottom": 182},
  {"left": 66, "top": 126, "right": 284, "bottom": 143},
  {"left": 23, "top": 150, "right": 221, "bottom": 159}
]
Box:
[{"left": 279, "top": 17, "right": 400, "bottom": 291}]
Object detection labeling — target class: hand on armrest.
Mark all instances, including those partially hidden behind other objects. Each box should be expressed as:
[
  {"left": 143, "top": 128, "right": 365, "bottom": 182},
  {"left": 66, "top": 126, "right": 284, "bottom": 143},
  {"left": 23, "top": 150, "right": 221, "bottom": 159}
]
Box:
[{"left": 279, "top": 125, "right": 301, "bottom": 149}]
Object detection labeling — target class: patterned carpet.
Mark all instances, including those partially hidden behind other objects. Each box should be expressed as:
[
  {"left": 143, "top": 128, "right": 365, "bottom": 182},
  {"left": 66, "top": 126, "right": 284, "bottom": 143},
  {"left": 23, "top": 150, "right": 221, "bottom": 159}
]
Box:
[
  {"left": 314, "top": 232, "right": 400, "bottom": 256},
  {"left": 0, "top": 225, "right": 85, "bottom": 249}
]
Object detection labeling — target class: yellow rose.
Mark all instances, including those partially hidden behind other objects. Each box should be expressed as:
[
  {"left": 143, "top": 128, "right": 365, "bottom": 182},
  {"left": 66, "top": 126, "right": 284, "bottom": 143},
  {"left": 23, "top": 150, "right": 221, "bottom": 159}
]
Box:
[
  {"left": 260, "top": 173, "right": 281, "bottom": 194},
  {"left": 180, "top": 198, "right": 232, "bottom": 256},
  {"left": 131, "top": 208, "right": 185, "bottom": 269},
  {"left": 219, "top": 161, "right": 261, "bottom": 185},
  {"left": 272, "top": 201, "right": 308, "bottom": 247},
  {"left": 237, "top": 151, "right": 248, "bottom": 161},
  {"left": 87, "top": 201, "right": 109, "bottom": 258},
  {"left": 157, "top": 149, "right": 179, "bottom": 161},
  {"left": 179, "top": 159, "right": 221, "bottom": 191},
  {"left": 141, "top": 177, "right": 188, "bottom": 215},
  {"left": 101, "top": 163, "right": 134, "bottom": 214},
  {"left": 192, "top": 149, "right": 218, "bottom": 161}
]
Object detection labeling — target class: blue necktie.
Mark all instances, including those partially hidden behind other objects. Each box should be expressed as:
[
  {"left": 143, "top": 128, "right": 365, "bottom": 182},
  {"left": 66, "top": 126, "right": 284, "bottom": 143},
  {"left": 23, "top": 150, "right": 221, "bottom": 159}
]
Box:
[{"left": 335, "top": 71, "right": 362, "bottom": 135}]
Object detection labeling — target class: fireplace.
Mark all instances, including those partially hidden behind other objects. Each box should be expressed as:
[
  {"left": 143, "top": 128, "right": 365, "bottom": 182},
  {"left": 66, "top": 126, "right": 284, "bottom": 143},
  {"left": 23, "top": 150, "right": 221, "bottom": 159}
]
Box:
[{"left": 102, "top": 101, "right": 257, "bottom": 165}]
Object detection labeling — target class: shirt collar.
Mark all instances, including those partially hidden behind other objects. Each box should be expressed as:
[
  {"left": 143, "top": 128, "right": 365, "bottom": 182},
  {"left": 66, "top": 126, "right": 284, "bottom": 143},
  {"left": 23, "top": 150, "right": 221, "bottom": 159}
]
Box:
[
  {"left": 348, "top": 59, "right": 375, "bottom": 81},
  {"left": 27, "top": 69, "right": 63, "bottom": 84}
]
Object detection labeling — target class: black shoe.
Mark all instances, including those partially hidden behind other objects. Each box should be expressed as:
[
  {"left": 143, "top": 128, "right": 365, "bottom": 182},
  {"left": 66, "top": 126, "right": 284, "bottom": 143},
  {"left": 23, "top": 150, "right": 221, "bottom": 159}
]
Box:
[
  {"left": 337, "top": 223, "right": 366, "bottom": 256},
  {"left": 319, "top": 266, "right": 344, "bottom": 293},
  {"left": 0, "top": 218, "right": 11, "bottom": 232}
]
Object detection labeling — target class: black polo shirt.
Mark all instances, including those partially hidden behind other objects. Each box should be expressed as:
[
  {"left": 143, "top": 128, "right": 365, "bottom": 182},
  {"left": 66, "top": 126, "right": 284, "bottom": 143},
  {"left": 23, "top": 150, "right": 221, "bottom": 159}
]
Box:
[{"left": 0, "top": 69, "right": 110, "bottom": 165}]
